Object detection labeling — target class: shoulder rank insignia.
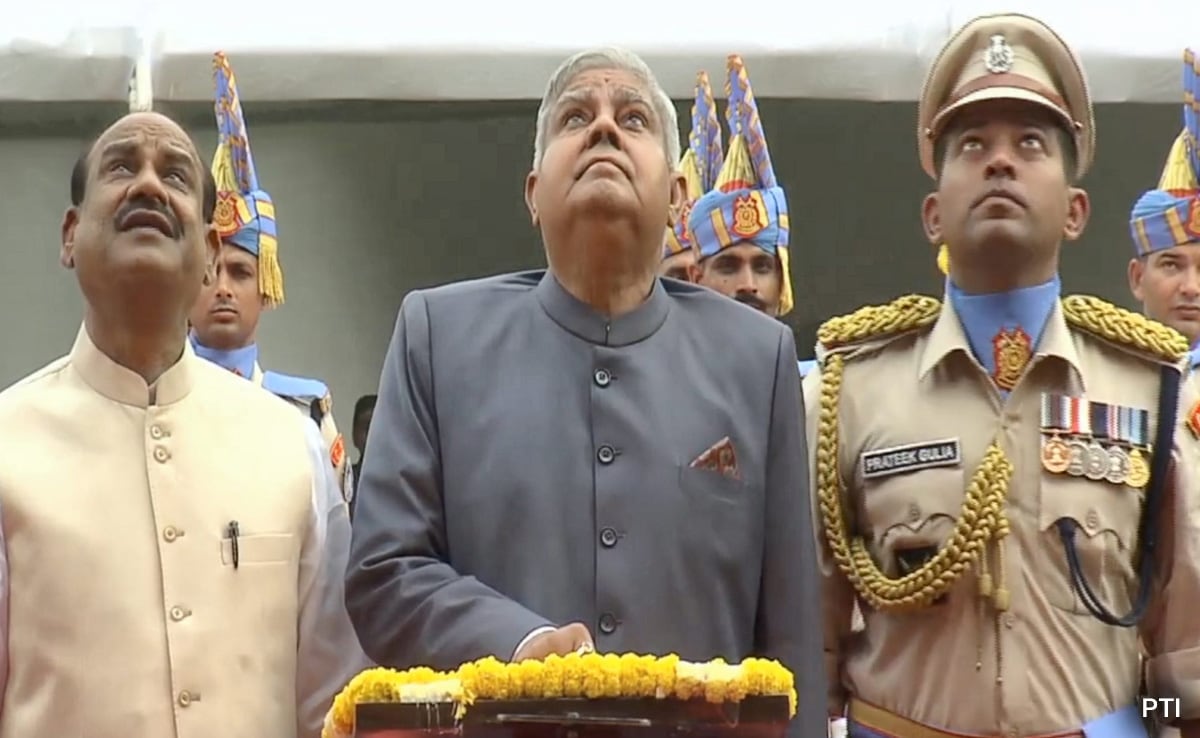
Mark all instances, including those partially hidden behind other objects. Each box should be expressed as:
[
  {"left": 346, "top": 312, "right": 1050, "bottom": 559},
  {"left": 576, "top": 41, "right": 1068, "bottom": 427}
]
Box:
[
  {"left": 817, "top": 294, "right": 941, "bottom": 352},
  {"left": 261, "top": 370, "right": 331, "bottom": 403},
  {"left": 1062, "top": 295, "right": 1188, "bottom": 365}
]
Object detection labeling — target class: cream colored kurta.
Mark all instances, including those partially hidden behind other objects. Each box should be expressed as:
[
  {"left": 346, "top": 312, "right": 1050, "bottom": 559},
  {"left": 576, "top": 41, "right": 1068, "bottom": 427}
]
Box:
[
  {"left": 0, "top": 326, "right": 367, "bottom": 738},
  {"left": 804, "top": 298, "right": 1200, "bottom": 735}
]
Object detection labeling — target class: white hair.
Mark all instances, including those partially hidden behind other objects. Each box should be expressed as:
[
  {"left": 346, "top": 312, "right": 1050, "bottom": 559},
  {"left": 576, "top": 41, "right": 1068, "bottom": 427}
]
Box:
[{"left": 532, "top": 47, "right": 680, "bottom": 169}]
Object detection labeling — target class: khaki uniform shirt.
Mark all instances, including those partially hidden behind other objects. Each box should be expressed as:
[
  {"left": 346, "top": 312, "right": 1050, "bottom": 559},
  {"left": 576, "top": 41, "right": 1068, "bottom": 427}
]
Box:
[
  {"left": 804, "top": 297, "right": 1200, "bottom": 735},
  {"left": 0, "top": 326, "right": 367, "bottom": 738}
]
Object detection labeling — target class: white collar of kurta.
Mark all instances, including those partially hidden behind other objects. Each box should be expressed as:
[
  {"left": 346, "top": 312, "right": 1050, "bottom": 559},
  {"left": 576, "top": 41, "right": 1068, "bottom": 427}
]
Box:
[{"left": 70, "top": 324, "right": 196, "bottom": 408}]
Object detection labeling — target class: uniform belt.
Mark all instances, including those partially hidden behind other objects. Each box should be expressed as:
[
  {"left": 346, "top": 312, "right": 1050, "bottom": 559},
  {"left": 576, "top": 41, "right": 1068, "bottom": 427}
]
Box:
[{"left": 848, "top": 698, "right": 1084, "bottom": 738}]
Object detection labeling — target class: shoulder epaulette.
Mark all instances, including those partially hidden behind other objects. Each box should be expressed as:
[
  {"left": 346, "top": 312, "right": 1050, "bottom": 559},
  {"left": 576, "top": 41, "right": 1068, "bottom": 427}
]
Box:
[
  {"left": 817, "top": 294, "right": 941, "bottom": 353},
  {"left": 1062, "top": 294, "right": 1188, "bottom": 365},
  {"left": 261, "top": 370, "right": 330, "bottom": 403}
]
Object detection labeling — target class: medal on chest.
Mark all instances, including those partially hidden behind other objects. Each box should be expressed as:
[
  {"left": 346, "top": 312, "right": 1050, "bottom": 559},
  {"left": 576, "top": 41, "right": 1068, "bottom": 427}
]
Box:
[
  {"left": 1040, "top": 394, "right": 1151, "bottom": 488},
  {"left": 991, "top": 326, "right": 1031, "bottom": 391}
]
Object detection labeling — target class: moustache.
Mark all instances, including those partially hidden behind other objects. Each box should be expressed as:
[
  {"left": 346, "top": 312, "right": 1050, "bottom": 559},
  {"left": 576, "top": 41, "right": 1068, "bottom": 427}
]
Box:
[
  {"left": 734, "top": 293, "right": 767, "bottom": 312},
  {"left": 114, "top": 198, "right": 180, "bottom": 239}
]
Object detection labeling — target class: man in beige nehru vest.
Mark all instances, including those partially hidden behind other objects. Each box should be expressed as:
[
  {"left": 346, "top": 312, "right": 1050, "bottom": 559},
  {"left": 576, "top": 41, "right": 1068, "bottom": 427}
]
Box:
[{"left": 0, "top": 72, "right": 365, "bottom": 738}]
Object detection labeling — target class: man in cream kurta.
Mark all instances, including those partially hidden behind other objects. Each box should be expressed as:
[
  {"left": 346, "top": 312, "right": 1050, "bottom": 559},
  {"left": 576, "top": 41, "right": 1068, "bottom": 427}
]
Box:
[
  {"left": 0, "top": 330, "right": 360, "bottom": 738},
  {"left": 0, "top": 83, "right": 365, "bottom": 737}
]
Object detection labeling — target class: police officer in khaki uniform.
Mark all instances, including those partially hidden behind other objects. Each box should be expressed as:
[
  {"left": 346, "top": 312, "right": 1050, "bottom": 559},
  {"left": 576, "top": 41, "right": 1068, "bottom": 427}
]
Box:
[
  {"left": 189, "top": 51, "right": 352, "bottom": 499},
  {"left": 659, "top": 71, "right": 722, "bottom": 283},
  {"left": 0, "top": 59, "right": 365, "bottom": 738},
  {"left": 805, "top": 14, "right": 1200, "bottom": 738}
]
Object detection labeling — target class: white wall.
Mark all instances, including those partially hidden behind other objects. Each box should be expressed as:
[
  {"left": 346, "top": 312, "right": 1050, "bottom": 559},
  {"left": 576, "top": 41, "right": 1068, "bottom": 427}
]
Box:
[{"left": 0, "top": 98, "right": 1180, "bottom": 435}]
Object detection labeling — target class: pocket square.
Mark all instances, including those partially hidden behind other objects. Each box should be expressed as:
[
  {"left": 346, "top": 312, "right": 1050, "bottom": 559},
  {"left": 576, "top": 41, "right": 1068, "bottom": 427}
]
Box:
[{"left": 689, "top": 436, "right": 739, "bottom": 480}]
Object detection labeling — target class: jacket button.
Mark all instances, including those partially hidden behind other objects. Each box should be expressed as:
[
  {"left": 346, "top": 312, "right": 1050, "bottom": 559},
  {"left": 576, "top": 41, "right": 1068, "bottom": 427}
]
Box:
[
  {"left": 598, "top": 613, "right": 618, "bottom": 635},
  {"left": 593, "top": 369, "right": 612, "bottom": 387},
  {"left": 597, "top": 445, "right": 616, "bottom": 464},
  {"left": 600, "top": 527, "right": 618, "bottom": 548}
]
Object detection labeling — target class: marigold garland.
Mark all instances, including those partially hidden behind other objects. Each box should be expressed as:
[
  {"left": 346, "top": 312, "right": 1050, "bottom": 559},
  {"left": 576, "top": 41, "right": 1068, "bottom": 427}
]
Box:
[{"left": 322, "top": 654, "right": 796, "bottom": 738}]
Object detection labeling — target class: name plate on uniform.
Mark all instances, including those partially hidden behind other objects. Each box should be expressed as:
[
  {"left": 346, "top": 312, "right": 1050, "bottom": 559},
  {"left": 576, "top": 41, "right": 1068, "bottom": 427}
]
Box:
[{"left": 860, "top": 439, "right": 961, "bottom": 480}]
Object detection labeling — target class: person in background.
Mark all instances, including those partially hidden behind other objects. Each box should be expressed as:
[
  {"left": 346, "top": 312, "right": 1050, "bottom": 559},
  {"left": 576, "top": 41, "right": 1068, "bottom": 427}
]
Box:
[
  {"left": 188, "top": 51, "right": 353, "bottom": 501},
  {"left": 350, "top": 393, "right": 377, "bottom": 510},
  {"left": 1127, "top": 50, "right": 1200, "bottom": 375},
  {"left": 344, "top": 46, "right": 826, "bottom": 738},
  {"left": 1124, "top": 50, "right": 1200, "bottom": 738},
  {"left": 807, "top": 14, "right": 1200, "bottom": 738},
  {"left": 0, "top": 59, "right": 364, "bottom": 738},
  {"left": 684, "top": 56, "right": 810, "bottom": 376},
  {"left": 658, "top": 71, "right": 721, "bottom": 283}
]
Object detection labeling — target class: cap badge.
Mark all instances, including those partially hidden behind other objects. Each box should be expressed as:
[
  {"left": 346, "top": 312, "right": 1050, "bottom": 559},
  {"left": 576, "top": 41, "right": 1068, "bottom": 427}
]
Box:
[{"left": 984, "top": 34, "right": 1015, "bottom": 74}]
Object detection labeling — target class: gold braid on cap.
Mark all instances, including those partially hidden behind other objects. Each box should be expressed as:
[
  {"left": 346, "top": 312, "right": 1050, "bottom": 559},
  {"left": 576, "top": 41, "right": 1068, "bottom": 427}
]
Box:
[{"left": 814, "top": 293, "right": 1184, "bottom": 613}]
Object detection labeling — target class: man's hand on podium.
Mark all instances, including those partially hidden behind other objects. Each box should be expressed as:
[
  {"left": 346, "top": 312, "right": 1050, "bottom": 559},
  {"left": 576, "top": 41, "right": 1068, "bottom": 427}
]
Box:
[{"left": 512, "top": 622, "right": 596, "bottom": 662}]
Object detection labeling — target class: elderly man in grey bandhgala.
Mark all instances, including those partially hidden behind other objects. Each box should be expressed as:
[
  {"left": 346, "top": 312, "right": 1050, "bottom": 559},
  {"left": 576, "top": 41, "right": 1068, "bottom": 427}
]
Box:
[{"left": 344, "top": 47, "right": 826, "bottom": 734}]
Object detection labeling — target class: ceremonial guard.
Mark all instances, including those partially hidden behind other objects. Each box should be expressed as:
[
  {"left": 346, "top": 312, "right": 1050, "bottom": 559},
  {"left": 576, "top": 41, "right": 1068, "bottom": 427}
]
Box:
[
  {"left": 687, "top": 55, "right": 793, "bottom": 321},
  {"left": 1127, "top": 50, "right": 1200, "bottom": 376},
  {"left": 659, "top": 71, "right": 721, "bottom": 282},
  {"left": 806, "top": 14, "right": 1200, "bottom": 738},
  {"left": 189, "top": 52, "right": 352, "bottom": 498},
  {"left": 685, "top": 57, "right": 810, "bottom": 374}
]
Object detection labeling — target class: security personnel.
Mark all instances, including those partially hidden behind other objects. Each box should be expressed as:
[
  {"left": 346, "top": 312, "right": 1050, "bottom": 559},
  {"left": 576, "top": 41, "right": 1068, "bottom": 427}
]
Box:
[
  {"left": 1125, "top": 55, "right": 1200, "bottom": 738},
  {"left": 687, "top": 56, "right": 808, "bottom": 374},
  {"left": 189, "top": 51, "right": 352, "bottom": 499},
  {"left": 806, "top": 14, "right": 1200, "bottom": 738},
  {"left": 659, "top": 71, "right": 722, "bottom": 282},
  {"left": 1127, "top": 50, "right": 1200, "bottom": 377}
]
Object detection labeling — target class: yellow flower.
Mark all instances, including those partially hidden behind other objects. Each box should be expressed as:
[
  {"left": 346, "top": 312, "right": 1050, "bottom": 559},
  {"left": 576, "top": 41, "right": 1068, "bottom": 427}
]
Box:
[
  {"left": 540, "top": 654, "right": 565, "bottom": 698},
  {"left": 321, "top": 651, "right": 798, "bottom": 737}
]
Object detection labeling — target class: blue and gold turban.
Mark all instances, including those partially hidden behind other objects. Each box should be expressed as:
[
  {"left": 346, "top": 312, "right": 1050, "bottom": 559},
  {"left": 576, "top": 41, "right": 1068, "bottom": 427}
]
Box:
[
  {"left": 211, "top": 51, "right": 284, "bottom": 307},
  {"left": 664, "top": 71, "right": 723, "bottom": 260},
  {"left": 1129, "top": 49, "right": 1200, "bottom": 256},
  {"left": 687, "top": 55, "right": 793, "bottom": 316}
]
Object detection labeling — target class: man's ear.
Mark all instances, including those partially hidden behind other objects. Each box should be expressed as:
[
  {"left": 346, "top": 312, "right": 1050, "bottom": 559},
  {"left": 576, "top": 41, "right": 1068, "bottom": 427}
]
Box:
[
  {"left": 524, "top": 170, "right": 539, "bottom": 227},
  {"left": 1063, "top": 187, "right": 1091, "bottom": 242},
  {"left": 203, "top": 225, "right": 220, "bottom": 284},
  {"left": 60, "top": 207, "right": 80, "bottom": 269},
  {"left": 667, "top": 172, "right": 686, "bottom": 226},
  {"left": 920, "top": 192, "right": 942, "bottom": 245},
  {"left": 1128, "top": 256, "right": 1146, "bottom": 303}
]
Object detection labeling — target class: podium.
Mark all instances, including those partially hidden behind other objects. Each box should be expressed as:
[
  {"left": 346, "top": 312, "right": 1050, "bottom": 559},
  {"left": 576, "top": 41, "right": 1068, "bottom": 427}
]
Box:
[{"left": 353, "top": 696, "right": 791, "bottom": 738}]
